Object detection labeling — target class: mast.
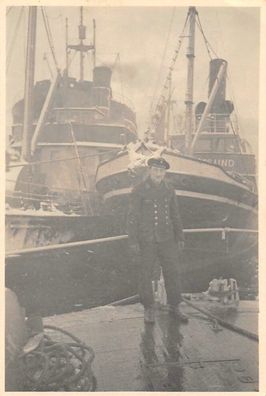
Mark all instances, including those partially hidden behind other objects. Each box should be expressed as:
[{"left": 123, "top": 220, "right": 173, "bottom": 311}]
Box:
[
  {"left": 184, "top": 6, "right": 197, "bottom": 153},
  {"left": 165, "top": 72, "right": 172, "bottom": 147},
  {"left": 93, "top": 19, "right": 96, "bottom": 68},
  {"left": 21, "top": 6, "right": 37, "bottom": 162},
  {"left": 79, "top": 6, "right": 85, "bottom": 81},
  {"left": 67, "top": 7, "right": 95, "bottom": 81},
  {"left": 65, "top": 17, "right": 69, "bottom": 77}
]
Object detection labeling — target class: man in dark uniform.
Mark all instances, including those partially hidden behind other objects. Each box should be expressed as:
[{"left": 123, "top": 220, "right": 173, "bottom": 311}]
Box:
[{"left": 127, "top": 157, "right": 188, "bottom": 324}]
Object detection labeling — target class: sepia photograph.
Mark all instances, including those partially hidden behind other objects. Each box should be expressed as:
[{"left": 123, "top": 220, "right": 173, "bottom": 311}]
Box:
[{"left": 5, "top": 4, "right": 259, "bottom": 391}]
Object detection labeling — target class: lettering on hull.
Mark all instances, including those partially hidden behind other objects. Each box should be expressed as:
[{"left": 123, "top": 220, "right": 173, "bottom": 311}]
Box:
[{"left": 199, "top": 157, "right": 235, "bottom": 168}]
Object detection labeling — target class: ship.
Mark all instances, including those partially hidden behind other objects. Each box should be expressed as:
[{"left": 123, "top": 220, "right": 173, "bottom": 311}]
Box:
[
  {"left": 5, "top": 7, "right": 259, "bottom": 392},
  {"left": 6, "top": 6, "right": 139, "bottom": 314},
  {"left": 95, "top": 7, "right": 258, "bottom": 293},
  {"left": 6, "top": 7, "right": 258, "bottom": 316},
  {"left": 6, "top": 7, "right": 137, "bottom": 251}
]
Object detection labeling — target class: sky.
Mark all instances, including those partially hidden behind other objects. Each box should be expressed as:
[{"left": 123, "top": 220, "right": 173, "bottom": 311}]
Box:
[{"left": 6, "top": 6, "right": 259, "bottom": 153}]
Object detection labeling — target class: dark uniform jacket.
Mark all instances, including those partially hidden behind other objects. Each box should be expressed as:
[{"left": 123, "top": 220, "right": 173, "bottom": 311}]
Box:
[{"left": 127, "top": 177, "right": 184, "bottom": 245}]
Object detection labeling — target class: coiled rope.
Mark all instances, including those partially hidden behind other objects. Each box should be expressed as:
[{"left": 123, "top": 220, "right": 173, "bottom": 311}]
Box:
[{"left": 21, "top": 324, "right": 97, "bottom": 391}]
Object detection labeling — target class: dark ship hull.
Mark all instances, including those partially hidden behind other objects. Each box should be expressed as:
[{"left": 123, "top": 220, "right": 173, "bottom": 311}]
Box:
[
  {"left": 6, "top": 233, "right": 137, "bottom": 317},
  {"left": 95, "top": 147, "right": 258, "bottom": 292},
  {"left": 6, "top": 7, "right": 139, "bottom": 314}
]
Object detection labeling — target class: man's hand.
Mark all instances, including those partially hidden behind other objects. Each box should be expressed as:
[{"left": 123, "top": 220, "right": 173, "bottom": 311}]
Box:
[
  {"left": 129, "top": 244, "right": 140, "bottom": 256},
  {"left": 177, "top": 240, "right": 185, "bottom": 250}
]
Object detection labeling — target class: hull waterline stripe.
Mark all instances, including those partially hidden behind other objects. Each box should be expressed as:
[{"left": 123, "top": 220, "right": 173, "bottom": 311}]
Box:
[
  {"left": 103, "top": 187, "right": 257, "bottom": 214},
  {"left": 176, "top": 189, "right": 257, "bottom": 213},
  {"left": 6, "top": 227, "right": 257, "bottom": 257},
  {"left": 6, "top": 234, "right": 128, "bottom": 257}
]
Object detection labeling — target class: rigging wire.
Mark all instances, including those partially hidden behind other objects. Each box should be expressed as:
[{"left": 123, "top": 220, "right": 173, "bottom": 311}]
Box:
[
  {"left": 117, "top": 54, "right": 125, "bottom": 104},
  {"left": 149, "top": 5, "right": 248, "bottom": 157},
  {"left": 6, "top": 7, "right": 26, "bottom": 123},
  {"left": 23, "top": 6, "right": 27, "bottom": 76},
  {"left": 110, "top": 53, "right": 128, "bottom": 106},
  {"left": 212, "top": 10, "right": 245, "bottom": 142},
  {"left": 196, "top": 11, "right": 241, "bottom": 142},
  {"left": 6, "top": 144, "right": 120, "bottom": 202},
  {"left": 226, "top": 71, "right": 254, "bottom": 184},
  {"left": 7, "top": 148, "right": 120, "bottom": 169},
  {"left": 149, "top": 7, "right": 176, "bottom": 117},
  {"left": 41, "top": 7, "right": 60, "bottom": 72},
  {"left": 6, "top": 6, "right": 14, "bottom": 16},
  {"left": 6, "top": 7, "right": 25, "bottom": 72},
  {"left": 6, "top": 178, "right": 84, "bottom": 193},
  {"left": 196, "top": 13, "right": 219, "bottom": 59},
  {"left": 195, "top": 12, "right": 256, "bottom": 170},
  {"left": 150, "top": 10, "right": 190, "bottom": 130},
  {"left": 111, "top": 53, "right": 125, "bottom": 104},
  {"left": 195, "top": 19, "right": 212, "bottom": 61},
  {"left": 68, "top": 123, "right": 94, "bottom": 215}
]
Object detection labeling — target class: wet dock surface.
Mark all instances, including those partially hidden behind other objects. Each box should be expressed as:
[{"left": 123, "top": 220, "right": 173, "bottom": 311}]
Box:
[{"left": 44, "top": 300, "right": 258, "bottom": 391}]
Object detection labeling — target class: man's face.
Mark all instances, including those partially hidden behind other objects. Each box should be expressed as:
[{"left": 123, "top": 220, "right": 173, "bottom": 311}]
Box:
[{"left": 149, "top": 166, "right": 167, "bottom": 185}]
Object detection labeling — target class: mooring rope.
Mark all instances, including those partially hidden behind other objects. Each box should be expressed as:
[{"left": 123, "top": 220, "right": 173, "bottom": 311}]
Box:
[
  {"left": 108, "top": 293, "right": 258, "bottom": 343},
  {"left": 21, "top": 324, "right": 97, "bottom": 391},
  {"left": 181, "top": 297, "right": 258, "bottom": 342}
]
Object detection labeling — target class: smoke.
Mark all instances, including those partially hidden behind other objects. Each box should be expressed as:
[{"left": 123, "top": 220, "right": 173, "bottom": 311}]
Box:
[{"left": 99, "top": 59, "right": 142, "bottom": 82}]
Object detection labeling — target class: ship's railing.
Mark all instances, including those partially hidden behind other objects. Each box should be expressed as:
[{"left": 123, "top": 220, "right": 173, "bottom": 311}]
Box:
[
  {"left": 52, "top": 106, "right": 137, "bottom": 135},
  {"left": 6, "top": 182, "right": 102, "bottom": 216},
  {"left": 53, "top": 107, "right": 106, "bottom": 124},
  {"left": 196, "top": 113, "right": 238, "bottom": 134},
  {"left": 6, "top": 228, "right": 258, "bottom": 258}
]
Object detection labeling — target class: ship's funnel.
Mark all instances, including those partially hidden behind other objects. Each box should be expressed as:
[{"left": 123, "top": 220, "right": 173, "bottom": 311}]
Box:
[
  {"left": 92, "top": 66, "right": 112, "bottom": 111},
  {"left": 208, "top": 58, "right": 227, "bottom": 112},
  {"left": 195, "top": 58, "right": 234, "bottom": 133},
  {"left": 93, "top": 66, "right": 112, "bottom": 87}
]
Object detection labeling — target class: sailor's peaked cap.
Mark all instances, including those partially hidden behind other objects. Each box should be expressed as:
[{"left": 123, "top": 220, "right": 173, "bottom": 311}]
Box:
[{"left": 147, "top": 157, "right": 170, "bottom": 170}]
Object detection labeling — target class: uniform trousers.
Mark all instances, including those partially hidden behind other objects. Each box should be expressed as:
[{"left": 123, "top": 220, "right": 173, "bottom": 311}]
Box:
[{"left": 138, "top": 239, "right": 182, "bottom": 308}]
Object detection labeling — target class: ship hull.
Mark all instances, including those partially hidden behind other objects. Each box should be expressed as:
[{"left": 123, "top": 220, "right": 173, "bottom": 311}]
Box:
[
  {"left": 5, "top": 212, "right": 122, "bottom": 252},
  {"left": 6, "top": 224, "right": 257, "bottom": 316},
  {"left": 5, "top": 212, "right": 135, "bottom": 316},
  {"left": 5, "top": 149, "right": 258, "bottom": 315},
  {"left": 95, "top": 150, "right": 258, "bottom": 291},
  {"left": 6, "top": 234, "right": 137, "bottom": 317}
]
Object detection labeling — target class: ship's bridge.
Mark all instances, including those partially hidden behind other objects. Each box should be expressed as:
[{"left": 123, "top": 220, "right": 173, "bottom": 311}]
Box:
[{"left": 11, "top": 71, "right": 138, "bottom": 148}]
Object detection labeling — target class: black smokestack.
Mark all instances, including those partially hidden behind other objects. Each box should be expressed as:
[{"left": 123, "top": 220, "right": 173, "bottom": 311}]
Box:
[
  {"left": 92, "top": 66, "right": 112, "bottom": 109},
  {"left": 93, "top": 66, "right": 112, "bottom": 88}
]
